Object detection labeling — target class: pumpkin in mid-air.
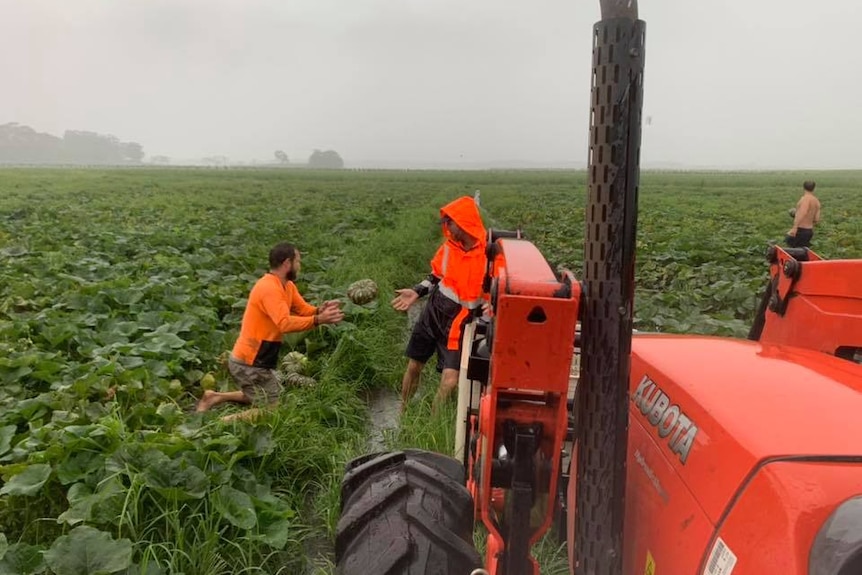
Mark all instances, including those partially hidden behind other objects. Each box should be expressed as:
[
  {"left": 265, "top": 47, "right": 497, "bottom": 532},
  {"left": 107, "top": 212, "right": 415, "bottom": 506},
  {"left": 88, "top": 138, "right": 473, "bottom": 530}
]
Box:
[{"left": 347, "top": 279, "right": 378, "bottom": 305}]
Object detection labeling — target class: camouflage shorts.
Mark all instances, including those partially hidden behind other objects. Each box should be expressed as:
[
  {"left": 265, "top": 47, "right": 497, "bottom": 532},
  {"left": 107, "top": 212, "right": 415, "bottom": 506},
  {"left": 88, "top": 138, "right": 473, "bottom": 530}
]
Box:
[{"left": 228, "top": 356, "right": 280, "bottom": 405}]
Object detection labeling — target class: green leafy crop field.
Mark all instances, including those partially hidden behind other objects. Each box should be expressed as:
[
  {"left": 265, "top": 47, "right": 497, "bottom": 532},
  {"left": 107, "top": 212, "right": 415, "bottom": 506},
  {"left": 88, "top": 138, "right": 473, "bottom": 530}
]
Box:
[{"left": 0, "top": 168, "right": 859, "bottom": 574}]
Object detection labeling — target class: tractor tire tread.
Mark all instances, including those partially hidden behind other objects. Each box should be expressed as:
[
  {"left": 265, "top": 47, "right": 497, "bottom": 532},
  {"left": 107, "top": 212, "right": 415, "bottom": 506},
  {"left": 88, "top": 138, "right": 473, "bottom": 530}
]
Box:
[
  {"left": 336, "top": 452, "right": 481, "bottom": 575},
  {"left": 341, "top": 449, "right": 465, "bottom": 509}
]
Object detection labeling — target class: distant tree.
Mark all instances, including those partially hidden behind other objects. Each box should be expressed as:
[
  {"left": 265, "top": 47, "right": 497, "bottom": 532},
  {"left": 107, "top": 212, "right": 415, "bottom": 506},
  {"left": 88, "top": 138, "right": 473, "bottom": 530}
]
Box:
[
  {"left": 0, "top": 123, "right": 145, "bottom": 165},
  {"left": 203, "top": 155, "right": 229, "bottom": 168},
  {"left": 121, "top": 142, "right": 145, "bottom": 163},
  {"left": 0, "top": 123, "right": 63, "bottom": 163},
  {"left": 274, "top": 150, "right": 289, "bottom": 164},
  {"left": 308, "top": 149, "right": 344, "bottom": 169},
  {"left": 150, "top": 155, "right": 171, "bottom": 165},
  {"left": 63, "top": 130, "right": 122, "bottom": 164}
]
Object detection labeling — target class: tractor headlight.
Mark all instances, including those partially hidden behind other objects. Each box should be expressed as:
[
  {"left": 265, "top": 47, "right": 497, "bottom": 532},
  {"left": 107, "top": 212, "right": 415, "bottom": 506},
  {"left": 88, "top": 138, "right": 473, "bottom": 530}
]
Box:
[{"left": 809, "top": 496, "right": 862, "bottom": 575}]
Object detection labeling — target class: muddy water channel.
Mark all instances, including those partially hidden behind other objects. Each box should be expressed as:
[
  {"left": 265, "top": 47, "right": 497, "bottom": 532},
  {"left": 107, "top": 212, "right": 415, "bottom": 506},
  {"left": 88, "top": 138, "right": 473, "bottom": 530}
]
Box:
[
  {"left": 364, "top": 387, "right": 401, "bottom": 452},
  {"left": 362, "top": 299, "right": 423, "bottom": 453}
]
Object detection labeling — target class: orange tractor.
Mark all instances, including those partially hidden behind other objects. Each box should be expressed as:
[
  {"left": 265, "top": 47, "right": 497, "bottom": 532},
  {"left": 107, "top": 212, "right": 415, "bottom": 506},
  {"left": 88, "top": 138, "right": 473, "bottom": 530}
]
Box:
[{"left": 334, "top": 1, "right": 862, "bottom": 573}]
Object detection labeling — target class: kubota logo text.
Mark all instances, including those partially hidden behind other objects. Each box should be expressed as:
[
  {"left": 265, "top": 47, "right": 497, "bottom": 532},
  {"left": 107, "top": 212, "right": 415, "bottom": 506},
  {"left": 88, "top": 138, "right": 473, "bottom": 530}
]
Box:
[{"left": 631, "top": 375, "right": 698, "bottom": 464}]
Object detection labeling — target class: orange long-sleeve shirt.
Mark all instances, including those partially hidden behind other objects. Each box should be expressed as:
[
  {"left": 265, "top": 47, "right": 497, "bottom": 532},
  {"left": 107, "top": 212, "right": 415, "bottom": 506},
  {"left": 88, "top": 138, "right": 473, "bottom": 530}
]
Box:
[{"left": 231, "top": 273, "right": 318, "bottom": 368}]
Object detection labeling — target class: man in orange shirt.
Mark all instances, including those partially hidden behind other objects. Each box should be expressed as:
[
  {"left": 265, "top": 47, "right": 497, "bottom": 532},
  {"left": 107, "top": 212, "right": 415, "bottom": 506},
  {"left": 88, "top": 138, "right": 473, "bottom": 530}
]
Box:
[
  {"left": 197, "top": 242, "right": 344, "bottom": 421},
  {"left": 392, "top": 196, "right": 488, "bottom": 412}
]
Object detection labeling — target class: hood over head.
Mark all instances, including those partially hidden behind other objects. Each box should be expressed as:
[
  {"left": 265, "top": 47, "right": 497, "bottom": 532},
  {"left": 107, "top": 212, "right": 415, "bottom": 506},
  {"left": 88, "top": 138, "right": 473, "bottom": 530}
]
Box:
[{"left": 439, "top": 196, "right": 487, "bottom": 249}]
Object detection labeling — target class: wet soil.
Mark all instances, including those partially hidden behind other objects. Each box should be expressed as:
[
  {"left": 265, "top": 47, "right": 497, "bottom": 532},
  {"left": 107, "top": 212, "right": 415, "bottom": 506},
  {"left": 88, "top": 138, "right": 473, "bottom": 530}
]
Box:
[{"left": 364, "top": 387, "right": 401, "bottom": 452}]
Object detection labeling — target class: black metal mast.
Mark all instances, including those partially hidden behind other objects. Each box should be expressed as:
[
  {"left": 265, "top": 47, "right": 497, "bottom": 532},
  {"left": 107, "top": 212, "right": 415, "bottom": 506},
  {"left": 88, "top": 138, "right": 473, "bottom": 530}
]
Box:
[{"left": 574, "top": 1, "right": 646, "bottom": 573}]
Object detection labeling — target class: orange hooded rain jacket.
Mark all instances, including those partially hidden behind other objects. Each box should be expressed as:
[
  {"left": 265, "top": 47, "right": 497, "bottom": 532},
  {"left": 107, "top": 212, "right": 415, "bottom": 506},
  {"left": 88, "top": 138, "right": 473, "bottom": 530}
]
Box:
[{"left": 425, "top": 196, "right": 488, "bottom": 350}]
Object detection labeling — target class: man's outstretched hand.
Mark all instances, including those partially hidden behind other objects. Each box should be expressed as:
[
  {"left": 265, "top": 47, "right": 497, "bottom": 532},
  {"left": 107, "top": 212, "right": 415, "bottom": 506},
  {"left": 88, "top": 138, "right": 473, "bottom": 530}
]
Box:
[
  {"left": 316, "top": 303, "right": 344, "bottom": 325},
  {"left": 391, "top": 289, "right": 419, "bottom": 312}
]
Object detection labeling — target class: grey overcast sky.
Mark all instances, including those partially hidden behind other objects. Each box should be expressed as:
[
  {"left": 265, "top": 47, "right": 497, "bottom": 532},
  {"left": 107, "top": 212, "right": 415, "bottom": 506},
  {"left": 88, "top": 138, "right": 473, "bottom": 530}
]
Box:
[{"left": 2, "top": 0, "right": 860, "bottom": 168}]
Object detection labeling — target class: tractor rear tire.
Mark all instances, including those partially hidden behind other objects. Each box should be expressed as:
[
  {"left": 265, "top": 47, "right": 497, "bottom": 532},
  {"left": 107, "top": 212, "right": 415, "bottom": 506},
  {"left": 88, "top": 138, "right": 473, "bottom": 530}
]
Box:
[
  {"left": 401, "top": 448, "right": 466, "bottom": 484},
  {"left": 340, "top": 449, "right": 465, "bottom": 507},
  {"left": 336, "top": 450, "right": 481, "bottom": 575}
]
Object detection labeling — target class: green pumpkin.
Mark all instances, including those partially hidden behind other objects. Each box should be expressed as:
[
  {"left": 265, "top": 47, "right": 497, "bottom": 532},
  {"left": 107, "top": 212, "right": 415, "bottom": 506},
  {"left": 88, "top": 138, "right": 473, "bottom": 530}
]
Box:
[
  {"left": 347, "top": 279, "right": 378, "bottom": 305},
  {"left": 280, "top": 351, "right": 309, "bottom": 375},
  {"left": 283, "top": 371, "right": 317, "bottom": 387}
]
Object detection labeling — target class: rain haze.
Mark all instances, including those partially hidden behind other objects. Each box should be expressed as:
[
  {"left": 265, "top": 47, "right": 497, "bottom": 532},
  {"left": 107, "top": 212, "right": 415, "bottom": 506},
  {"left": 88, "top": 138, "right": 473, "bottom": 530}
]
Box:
[{"left": 2, "top": 0, "right": 860, "bottom": 169}]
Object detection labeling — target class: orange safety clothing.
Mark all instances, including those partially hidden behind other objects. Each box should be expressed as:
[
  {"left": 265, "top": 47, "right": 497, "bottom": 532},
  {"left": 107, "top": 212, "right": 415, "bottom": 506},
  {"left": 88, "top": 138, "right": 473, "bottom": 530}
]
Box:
[
  {"left": 231, "top": 273, "right": 318, "bottom": 369},
  {"left": 429, "top": 196, "right": 488, "bottom": 350}
]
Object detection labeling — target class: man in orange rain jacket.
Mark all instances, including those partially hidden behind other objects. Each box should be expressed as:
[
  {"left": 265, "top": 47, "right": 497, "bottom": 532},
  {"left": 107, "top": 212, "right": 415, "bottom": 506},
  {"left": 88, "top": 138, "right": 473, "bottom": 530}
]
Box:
[
  {"left": 392, "top": 196, "right": 488, "bottom": 412},
  {"left": 197, "top": 242, "right": 344, "bottom": 422}
]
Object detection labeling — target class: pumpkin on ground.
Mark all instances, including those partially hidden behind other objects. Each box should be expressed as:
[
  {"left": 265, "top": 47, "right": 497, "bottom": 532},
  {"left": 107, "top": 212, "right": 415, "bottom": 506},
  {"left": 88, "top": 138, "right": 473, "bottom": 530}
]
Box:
[
  {"left": 278, "top": 351, "right": 316, "bottom": 386},
  {"left": 200, "top": 373, "right": 217, "bottom": 390},
  {"left": 280, "top": 351, "right": 309, "bottom": 375},
  {"left": 282, "top": 372, "right": 317, "bottom": 387}
]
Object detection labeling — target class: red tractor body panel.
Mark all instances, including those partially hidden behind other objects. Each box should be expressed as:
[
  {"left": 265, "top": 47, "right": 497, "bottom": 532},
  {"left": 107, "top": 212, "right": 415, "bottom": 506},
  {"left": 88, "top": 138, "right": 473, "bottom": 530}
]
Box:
[
  {"left": 631, "top": 335, "right": 862, "bottom": 521},
  {"left": 714, "top": 460, "right": 862, "bottom": 574},
  {"left": 759, "top": 250, "right": 862, "bottom": 356},
  {"left": 621, "top": 412, "right": 715, "bottom": 574},
  {"left": 569, "top": 334, "right": 862, "bottom": 574}
]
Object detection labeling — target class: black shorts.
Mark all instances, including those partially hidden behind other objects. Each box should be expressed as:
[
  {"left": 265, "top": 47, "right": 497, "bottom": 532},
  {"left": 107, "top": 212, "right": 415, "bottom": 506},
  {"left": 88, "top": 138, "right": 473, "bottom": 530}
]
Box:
[
  {"left": 405, "top": 289, "right": 464, "bottom": 372},
  {"left": 785, "top": 228, "right": 813, "bottom": 248}
]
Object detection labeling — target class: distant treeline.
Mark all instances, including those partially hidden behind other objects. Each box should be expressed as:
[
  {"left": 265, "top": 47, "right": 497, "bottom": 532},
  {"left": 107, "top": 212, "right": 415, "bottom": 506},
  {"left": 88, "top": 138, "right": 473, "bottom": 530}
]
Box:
[{"left": 0, "top": 123, "right": 144, "bottom": 165}]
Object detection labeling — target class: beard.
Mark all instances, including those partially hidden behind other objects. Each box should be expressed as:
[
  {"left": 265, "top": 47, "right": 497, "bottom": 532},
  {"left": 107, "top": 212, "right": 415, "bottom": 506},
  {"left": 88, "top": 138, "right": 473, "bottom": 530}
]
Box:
[{"left": 286, "top": 268, "right": 297, "bottom": 282}]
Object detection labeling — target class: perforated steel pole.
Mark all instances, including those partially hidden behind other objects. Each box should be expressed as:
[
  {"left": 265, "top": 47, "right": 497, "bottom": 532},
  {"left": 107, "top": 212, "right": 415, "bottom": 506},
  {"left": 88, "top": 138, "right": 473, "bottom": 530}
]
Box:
[{"left": 574, "top": 1, "right": 645, "bottom": 574}]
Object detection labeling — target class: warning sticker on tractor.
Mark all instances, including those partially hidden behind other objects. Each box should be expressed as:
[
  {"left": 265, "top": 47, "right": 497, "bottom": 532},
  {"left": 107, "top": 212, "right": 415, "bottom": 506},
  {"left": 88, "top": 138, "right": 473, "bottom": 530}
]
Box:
[
  {"left": 704, "top": 537, "right": 737, "bottom": 575},
  {"left": 644, "top": 550, "right": 656, "bottom": 575}
]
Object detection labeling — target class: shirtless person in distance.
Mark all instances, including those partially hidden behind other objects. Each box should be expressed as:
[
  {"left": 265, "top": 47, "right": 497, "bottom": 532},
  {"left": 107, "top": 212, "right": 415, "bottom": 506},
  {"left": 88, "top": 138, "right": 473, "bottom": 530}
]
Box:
[{"left": 786, "top": 180, "right": 821, "bottom": 248}]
